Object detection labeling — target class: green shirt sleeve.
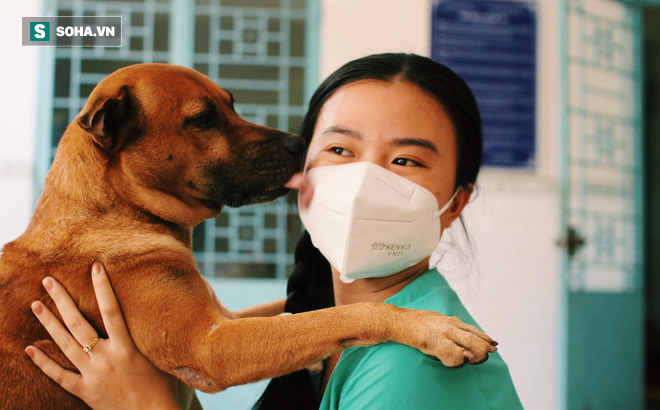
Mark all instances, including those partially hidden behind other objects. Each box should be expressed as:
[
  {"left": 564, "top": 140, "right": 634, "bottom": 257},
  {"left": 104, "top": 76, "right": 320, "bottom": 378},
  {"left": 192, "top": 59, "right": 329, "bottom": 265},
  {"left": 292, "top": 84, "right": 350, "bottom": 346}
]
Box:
[
  {"left": 318, "top": 270, "right": 522, "bottom": 410},
  {"left": 332, "top": 343, "right": 492, "bottom": 410}
]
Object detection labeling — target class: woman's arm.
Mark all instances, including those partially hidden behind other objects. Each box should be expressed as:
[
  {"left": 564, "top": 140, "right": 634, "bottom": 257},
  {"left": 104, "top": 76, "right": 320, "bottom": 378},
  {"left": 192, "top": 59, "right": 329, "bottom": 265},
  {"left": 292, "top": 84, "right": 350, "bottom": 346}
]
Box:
[
  {"left": 25, "top": 263, "right": 184, "bottom": 410},
  {"left": 232, "top": 299, "right": 287, "bottom": 319}
]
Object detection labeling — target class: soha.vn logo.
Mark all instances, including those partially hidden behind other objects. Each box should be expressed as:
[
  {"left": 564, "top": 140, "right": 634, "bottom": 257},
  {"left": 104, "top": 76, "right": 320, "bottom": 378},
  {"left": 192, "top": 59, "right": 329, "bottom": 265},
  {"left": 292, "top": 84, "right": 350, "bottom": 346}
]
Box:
[
  {"left": 30, "top": 22, "right": 50, "bottom": 41},
  {"left": 56, "top": 25, "right": 116, "bottom": 37}
]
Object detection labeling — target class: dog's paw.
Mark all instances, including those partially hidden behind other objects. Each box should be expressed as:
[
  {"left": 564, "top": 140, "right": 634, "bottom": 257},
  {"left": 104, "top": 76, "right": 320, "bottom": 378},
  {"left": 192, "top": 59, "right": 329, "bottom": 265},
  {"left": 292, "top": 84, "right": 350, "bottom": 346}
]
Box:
[{"left": 409, "top": 312, "right": 498, "bottom": 368}]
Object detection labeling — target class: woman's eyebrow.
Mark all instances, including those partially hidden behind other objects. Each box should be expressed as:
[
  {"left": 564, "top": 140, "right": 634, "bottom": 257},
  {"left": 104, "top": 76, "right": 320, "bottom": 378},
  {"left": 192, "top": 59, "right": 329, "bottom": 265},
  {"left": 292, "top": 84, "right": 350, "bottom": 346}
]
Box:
[
  {"left": 321, "top": 126, "right": 363, "bottom": 139},
  {"left": 390, "top": 137, "right": 439, "bottom": 153}
]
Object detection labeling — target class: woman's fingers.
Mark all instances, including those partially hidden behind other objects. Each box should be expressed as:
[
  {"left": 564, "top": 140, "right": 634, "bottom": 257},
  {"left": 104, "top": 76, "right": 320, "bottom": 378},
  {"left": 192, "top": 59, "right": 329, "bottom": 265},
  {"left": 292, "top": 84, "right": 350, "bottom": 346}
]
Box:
[
  {"left": 91, "top": 263, "right": 133, "bottom": 344},
  {"left": 27, "top": 265, "right": 181, "bottom": 410},
  {"left": 30, "top": 300, "right": 88, "bottom": 368},
  {"left": 285, "top": 172, "right": 314, "bottom": 208},
  {"left": 42, "top": 276, "right": 99, "bottom": 349},
  {"left": 24, "top": 345, "right": 83, "bottom": 396}
]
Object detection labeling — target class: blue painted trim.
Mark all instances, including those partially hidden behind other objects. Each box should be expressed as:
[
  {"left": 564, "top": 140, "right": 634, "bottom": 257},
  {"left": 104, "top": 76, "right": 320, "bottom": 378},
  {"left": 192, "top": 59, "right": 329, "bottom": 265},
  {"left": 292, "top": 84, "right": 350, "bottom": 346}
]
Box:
[
  {"left": 557, "top": 0, "right": 569, "bottom": 408},
  {"left": 304, "top": 0, "right": 321, "bottom": 105},
  {"left": 170, "top": 0, "right": 195, "bottom": 67},
  {"left": 33, "top": 0, "right": 57, "bottom": 208}
]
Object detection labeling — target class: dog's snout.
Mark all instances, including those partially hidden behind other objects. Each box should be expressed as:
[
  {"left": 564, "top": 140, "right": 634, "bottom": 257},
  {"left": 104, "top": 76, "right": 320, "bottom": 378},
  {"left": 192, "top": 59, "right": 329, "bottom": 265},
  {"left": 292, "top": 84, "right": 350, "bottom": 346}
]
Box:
[{"left": 283, "top": 133, "right": 305, "bottom": 155}]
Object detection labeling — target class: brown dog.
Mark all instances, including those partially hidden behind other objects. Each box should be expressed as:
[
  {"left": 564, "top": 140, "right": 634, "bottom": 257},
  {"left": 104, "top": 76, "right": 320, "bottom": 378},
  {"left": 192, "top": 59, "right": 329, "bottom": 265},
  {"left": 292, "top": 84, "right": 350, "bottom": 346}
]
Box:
[{"left": 0, "top": 64, "right": 495, "bottom": 409}]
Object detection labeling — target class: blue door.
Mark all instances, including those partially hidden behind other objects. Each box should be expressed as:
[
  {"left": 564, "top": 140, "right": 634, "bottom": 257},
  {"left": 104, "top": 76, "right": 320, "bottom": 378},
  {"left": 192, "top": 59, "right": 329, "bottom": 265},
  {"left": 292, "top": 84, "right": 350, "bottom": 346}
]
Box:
[{"left": 560, "top": 0, "right": 644, "bottom": 408}]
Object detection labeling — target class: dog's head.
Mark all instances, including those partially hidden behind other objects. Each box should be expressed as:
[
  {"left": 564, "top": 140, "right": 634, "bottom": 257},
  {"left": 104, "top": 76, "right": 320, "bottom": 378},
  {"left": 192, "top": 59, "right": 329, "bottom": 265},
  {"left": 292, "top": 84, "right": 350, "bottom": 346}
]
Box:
[{"left": 74, "top": 63, "right": 304, "bottom": 227}]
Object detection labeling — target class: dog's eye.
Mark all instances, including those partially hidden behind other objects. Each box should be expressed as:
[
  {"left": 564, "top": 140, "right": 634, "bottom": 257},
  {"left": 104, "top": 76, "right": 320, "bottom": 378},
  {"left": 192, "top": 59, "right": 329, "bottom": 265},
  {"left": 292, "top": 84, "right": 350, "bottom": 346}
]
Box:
[{"left": 186, "top": 112, "right": 215, "bottom": 129}]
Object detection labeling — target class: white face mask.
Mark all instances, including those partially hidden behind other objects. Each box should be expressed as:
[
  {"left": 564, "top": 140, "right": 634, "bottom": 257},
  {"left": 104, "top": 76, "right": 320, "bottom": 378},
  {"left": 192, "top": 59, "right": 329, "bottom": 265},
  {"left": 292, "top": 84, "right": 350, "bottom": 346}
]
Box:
[{"left": 299, "top": 161, "right": 458, "bottom": 283}]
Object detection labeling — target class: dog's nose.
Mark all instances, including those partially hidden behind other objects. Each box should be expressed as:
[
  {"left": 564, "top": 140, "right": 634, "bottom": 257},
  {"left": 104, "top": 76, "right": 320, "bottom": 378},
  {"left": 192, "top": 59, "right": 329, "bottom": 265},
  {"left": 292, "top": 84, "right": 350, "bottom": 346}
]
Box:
[{"left": 283, "top": 133, "right": 305, "bottom": 155}]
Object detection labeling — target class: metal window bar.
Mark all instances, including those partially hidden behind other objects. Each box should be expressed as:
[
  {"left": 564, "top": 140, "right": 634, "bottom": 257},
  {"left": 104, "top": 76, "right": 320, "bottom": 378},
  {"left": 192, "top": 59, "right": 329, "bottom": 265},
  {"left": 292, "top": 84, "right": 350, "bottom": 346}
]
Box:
[{"left": 191, "top": 0, "right": 308, "bottom": 279}]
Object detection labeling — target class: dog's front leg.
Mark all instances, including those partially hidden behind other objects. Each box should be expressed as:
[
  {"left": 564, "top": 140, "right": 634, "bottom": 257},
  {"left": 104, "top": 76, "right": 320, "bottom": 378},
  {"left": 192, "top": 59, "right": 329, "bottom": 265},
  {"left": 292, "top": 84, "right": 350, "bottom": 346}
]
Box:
[{"left": 114, "top": 261, "right": 496, "bottom": 394}]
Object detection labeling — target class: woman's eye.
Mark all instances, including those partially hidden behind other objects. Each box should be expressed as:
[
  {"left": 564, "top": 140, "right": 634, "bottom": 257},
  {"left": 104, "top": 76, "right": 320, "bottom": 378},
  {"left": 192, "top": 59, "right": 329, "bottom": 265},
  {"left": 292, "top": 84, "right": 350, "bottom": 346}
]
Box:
[
  {"left": 330, "top": 147, "right": 353, "bottom": 156},
  {"left": 393, "top": 158, "right": 422, "bottom": 167}
]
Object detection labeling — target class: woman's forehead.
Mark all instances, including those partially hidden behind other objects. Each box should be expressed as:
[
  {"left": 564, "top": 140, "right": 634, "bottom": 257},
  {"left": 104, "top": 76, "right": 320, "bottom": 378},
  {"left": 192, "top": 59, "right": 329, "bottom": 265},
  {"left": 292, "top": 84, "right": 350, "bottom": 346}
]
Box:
[{"left": 313, "top": 79, "right": 456, "bottom": 148}]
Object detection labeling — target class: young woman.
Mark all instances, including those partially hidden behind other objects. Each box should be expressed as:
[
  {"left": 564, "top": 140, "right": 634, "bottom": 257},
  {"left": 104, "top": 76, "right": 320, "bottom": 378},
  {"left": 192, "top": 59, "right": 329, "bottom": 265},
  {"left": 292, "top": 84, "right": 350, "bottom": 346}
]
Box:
[
  {"left": 26, "top": 53, "right": 522, "bottom": 409},
  {"left": 254, "top": 53, "right": 522, "bottom": 410}
]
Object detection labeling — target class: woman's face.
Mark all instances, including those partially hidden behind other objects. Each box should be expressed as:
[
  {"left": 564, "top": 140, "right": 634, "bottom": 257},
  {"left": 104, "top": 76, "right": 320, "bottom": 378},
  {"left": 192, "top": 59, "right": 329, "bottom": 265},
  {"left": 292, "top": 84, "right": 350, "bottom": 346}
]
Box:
[{"left": 304, "top": 78, "right": 470, "bottom": 229}]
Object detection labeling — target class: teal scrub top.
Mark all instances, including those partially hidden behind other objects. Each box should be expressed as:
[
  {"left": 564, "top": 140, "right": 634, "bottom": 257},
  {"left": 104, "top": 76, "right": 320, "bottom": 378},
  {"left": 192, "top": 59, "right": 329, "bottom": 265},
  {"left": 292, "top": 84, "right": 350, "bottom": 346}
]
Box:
[{"left": 318, "top": 268, "right": 523, "bottom": 410}]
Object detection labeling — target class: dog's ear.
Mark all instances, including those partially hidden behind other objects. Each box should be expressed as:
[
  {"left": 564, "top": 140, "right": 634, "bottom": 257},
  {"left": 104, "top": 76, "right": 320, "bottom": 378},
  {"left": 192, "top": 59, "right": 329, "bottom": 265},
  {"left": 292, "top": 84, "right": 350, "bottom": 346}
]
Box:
[{"left": 77, "top": 86, "right": 140, "bottom": 151}]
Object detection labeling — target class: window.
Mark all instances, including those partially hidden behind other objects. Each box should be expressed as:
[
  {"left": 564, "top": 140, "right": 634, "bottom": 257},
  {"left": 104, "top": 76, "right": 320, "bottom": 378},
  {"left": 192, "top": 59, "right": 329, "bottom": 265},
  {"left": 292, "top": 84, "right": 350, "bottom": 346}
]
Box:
[{"left": 39, "top": 0, "right": 318, "bottom": 279}]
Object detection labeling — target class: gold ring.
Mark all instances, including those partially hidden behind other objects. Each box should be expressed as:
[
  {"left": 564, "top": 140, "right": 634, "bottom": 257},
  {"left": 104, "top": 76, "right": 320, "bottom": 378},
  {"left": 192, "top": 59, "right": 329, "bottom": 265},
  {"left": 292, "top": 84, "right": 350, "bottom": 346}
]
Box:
[{"left": 82, "top": 338, "right": 99, "bottom": 353}]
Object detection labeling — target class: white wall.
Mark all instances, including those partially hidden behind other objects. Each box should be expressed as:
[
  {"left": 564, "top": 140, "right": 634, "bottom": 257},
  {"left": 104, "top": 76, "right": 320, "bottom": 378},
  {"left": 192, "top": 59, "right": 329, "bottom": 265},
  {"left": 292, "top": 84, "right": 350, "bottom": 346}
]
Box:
[
  {"left": 319, "top": 1, "right": 562, "bottom": 408},
  {"left": 0, "top": 1, "right": 40, "bottom": 247}
]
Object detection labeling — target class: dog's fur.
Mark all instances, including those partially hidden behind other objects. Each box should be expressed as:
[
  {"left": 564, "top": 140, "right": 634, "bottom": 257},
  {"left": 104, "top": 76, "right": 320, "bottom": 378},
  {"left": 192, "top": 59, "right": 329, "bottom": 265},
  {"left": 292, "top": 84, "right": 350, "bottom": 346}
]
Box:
[{"left": 0, "top": 64, "right": 494, "bottom": 409}]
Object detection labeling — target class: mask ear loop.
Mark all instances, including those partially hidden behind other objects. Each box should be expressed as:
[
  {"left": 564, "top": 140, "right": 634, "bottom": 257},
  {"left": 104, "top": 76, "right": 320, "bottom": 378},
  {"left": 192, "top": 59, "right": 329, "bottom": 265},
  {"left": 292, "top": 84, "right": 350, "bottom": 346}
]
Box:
[{"left": 433, "top": 189, "right": 460, "bottom": 218}]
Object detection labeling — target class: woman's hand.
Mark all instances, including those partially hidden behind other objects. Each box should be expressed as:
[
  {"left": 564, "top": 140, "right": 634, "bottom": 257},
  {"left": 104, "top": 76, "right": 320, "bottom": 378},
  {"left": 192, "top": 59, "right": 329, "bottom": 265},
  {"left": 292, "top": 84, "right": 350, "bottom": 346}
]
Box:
[
  {"left": 285, "top": 172, "right": 314, "bottom": 208},
  {"left": 25, "top": 263, "right": 183, "bottom": 410}
]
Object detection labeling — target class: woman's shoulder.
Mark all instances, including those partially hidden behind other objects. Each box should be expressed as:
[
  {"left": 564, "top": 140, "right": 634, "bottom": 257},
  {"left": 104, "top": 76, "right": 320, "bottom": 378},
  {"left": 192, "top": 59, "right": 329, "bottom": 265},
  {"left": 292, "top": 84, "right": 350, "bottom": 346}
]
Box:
[
  {"left": 335, "top": 341, "right": 521, "bottom": 409},
  {"left": 341, "top": 340, "right": 455, "bottom": 384},
  {"left": 386, "top": 268, "right": 478, "bottom": 326},
  {"left": 334, "top": 342, "right": 520, "bottom": 409},
  {"left": 344, "top": 339, "right": 511, "bottom": 382},
  {"left": 328, "top": 269, "right": 523, "bottom": 409}
]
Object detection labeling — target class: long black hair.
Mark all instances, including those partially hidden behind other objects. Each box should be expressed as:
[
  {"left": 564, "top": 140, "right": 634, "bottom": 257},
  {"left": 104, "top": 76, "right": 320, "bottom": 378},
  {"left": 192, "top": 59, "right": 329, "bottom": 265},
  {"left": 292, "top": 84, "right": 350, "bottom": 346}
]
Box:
[{"left": 253, "top": 53, "right": 483, "bottom": 410}]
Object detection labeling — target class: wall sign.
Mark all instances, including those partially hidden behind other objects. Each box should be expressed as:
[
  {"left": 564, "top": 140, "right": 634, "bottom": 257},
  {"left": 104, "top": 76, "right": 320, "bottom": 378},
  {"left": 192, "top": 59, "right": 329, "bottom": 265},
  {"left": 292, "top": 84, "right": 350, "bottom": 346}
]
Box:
[{"left": 432, "top": 0, "right": 537, "bottom": 168}]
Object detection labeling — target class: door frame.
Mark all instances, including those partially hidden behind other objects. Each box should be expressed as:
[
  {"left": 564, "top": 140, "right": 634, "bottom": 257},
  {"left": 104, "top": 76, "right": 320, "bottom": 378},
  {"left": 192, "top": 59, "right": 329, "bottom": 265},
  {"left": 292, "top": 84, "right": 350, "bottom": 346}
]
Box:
[{"left": 558, "top": 0, "right": 647, "bottom": 408}]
